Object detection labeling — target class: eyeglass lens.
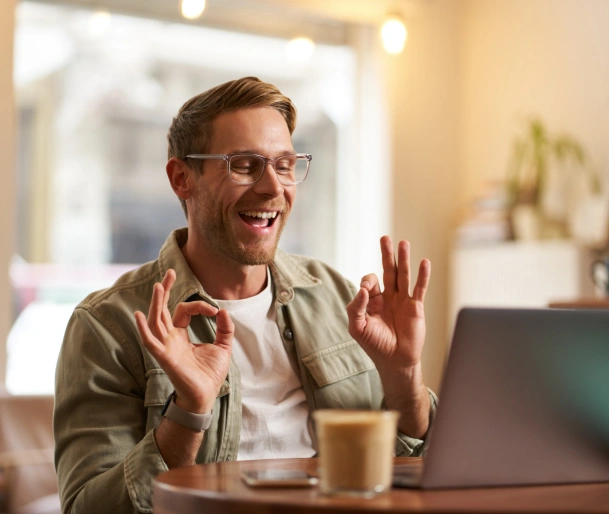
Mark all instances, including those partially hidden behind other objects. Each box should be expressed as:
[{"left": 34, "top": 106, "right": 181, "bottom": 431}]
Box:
[{"left": 229, "top": 155, "right": 308, "bottom": 184}]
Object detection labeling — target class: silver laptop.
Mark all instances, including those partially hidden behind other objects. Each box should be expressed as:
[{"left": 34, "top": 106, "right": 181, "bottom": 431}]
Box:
[{"left": 393, "top": 307, "right": 609, "bottom": 489}]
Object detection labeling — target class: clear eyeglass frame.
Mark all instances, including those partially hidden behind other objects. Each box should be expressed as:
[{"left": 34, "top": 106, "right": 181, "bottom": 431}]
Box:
[{"left": 182, "top": 153, "right": 312, "bottom": 185}]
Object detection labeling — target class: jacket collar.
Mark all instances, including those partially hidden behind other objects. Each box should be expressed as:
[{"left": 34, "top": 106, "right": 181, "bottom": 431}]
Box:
[
  {"left": 157, "top": 228, "right": 321, "bottom": 312},
  {"left": 270, "top": 250, "right": 321, "bottom": 305},
  {"left": 157, "top": 228, "right": 207, "bottom": 314}
]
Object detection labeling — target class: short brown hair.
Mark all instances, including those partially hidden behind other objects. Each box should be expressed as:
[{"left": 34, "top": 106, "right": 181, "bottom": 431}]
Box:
[{"left": 167, "top": 77, "right": 298, "bottom": 216}]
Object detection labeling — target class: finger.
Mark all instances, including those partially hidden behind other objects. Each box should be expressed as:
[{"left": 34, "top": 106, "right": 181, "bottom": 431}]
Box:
[
  {"left": 397, "top": 240, "right": 411, "bottom": 296},
  {"left": 147, "top": 282, "right": 168, "bottom": 339},
  {"left": 346, "top": 287, "right": 369, "bottom": 337},
  {"left": 160, "top": 269, "right": 176, "bottom": 328},
  {"left": 135, "top": 311, "right": 166, "bottom": 358},
  {"left": 360, "top": 273, "right": 381, "bottom": 298},
  {"left": 173, "top": 301, "right": 220, "bottom": 329},
  {"left": 214, "top": 309, "right": 234, "bottom": 350},
  {"left": 380, "top": 235, "right": 397, "bottom": 294},
  {"left": 412, "top": 259, "right": 431, "bottom": 302}
]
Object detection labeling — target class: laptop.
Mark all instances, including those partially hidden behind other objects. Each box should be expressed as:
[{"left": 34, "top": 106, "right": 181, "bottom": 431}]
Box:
[{"left": 393, "top": 307, "right": 609, "bottom": 489}]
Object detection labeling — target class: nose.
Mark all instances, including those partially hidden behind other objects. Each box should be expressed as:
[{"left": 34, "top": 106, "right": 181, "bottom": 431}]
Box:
[{"left": 252, "top": 161, "right": 285, "bottom": 197}]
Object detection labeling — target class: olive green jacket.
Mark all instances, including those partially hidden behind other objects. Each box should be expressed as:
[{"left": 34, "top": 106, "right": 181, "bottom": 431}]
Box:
[{"left": 54, "top": 228, "right": 437, "bottom": 513}]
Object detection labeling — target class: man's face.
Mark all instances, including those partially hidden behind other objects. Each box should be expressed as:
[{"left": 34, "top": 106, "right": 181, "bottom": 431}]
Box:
[{"left": 187, "top": 107, "right": 296, "bottom": 266}]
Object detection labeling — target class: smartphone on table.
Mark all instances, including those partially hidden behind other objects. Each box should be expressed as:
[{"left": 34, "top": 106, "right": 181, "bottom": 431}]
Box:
[{"left": 241, "top": 469, "right": 319, "bottom": 488}]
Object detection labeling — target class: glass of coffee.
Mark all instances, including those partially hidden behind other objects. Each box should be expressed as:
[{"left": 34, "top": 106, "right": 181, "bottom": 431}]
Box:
[{"left": 313, "top": 409, "right": 400, "bottom": 498}]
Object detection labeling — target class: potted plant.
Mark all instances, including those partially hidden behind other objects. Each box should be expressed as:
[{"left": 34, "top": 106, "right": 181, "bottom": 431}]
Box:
[{"left": 506, "top": 117, "right": 600, "bottom": 240}]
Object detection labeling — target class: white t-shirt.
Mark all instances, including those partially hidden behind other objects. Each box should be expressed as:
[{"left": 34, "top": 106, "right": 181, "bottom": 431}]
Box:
[{"left": 215, "top": 272, "right": 315, "bottom": 460}]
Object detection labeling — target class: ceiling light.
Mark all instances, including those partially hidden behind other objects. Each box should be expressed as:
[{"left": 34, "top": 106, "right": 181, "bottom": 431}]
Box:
[
  {"left": 285, "top": 37, "right": 315, "bottom": 62},
  {"left": 181, "top": 0, "right": 206, "bottom": 20},
  {"left": 88, "top": 11, "right": 111, "bottom": 37},
  {"left": 381, "top": 15, "right": 407, "bottom": 54}
]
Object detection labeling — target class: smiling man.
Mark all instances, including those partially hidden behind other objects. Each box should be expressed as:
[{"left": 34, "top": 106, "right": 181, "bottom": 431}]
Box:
[{"left": 53, "top": 77, "right": 437, "bottom": 514}]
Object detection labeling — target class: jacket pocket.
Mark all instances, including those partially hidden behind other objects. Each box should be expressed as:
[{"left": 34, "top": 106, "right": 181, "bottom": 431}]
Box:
[{"left": 302, "top": 340, "right": 376, "bottom": 387}]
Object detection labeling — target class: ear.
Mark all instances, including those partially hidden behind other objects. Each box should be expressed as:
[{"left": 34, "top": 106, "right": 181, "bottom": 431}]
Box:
[{"left": 166, "top": 157, "right": 195, "bottom": 201}]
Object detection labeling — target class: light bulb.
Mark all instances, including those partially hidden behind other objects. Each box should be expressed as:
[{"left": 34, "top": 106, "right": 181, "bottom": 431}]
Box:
[
  {"left": 182, "top": 0, "right": 206, "bottom": 20},
  {"left": 381, "top": 16, "right": 407, "bottom": 54},
  {"left": 285, "top": 37, "right": 315, "bottom": 62},
  {"left": 88, "top": 11, "right": 111, "bottom": 37}
]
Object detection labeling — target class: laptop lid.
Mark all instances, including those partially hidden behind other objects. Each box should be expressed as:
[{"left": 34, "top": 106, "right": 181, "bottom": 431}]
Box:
[{"left": 420, "top": 307, "right": 609, "bottom": 489}]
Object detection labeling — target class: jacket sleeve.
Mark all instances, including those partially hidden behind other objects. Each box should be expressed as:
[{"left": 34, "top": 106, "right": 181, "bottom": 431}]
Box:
[
  {"left": 54, "top": 307, "right": 168, "bottom": 514},
  {"left": 394, "top": 388, "right": 438, "bottom": 457}
]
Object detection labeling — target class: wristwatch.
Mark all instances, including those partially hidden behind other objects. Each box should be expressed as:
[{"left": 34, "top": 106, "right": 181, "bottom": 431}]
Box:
[{"left": 161, "top": 391, "right": 213, "bottom": 432}]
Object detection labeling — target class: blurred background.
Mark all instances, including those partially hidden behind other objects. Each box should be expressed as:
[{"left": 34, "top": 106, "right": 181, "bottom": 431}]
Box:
[{"left": 2, "top": 0, "right": 609, "bottom": 396}]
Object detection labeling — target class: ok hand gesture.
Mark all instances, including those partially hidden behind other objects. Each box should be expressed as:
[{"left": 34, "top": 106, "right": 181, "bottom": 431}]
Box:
[
  {"left": 347, "top": 236, "right": 431, "bottom": 438},
  {"left": 134, "top": 269, "right": 234, "bottom": 414},
  {"left": 347, "top": 236, "right": 430, "bottom": 375}
]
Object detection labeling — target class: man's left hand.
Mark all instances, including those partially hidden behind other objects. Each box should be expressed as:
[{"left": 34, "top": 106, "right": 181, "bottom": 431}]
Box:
[{"left": 346, "top": 235, "right": 431, "bottom": 439}]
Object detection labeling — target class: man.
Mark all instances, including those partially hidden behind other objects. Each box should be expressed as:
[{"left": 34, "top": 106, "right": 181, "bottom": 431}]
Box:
[{"left": 54, "top": 77, "right": 437, "bottom": 514}]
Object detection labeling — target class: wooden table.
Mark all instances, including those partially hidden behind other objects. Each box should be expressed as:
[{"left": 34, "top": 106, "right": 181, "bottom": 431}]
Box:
[
  {"left": 153, "top": 457, "right": 609, "bottom": 514},
  {"left": 548, "top": 298, "right": 609, "bottom": 309}
]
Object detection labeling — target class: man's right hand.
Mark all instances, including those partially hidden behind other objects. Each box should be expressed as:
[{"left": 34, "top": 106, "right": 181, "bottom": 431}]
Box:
[{"left": 135, "top": 269, "right": 234, "bottom": 414}]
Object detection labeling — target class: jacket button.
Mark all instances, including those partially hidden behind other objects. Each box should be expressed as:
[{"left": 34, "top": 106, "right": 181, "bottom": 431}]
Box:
[
  {"left": 284, "top": 329, "right": 294, "bottom": 340},
  {"left": 280, "top": 290, "right": 289, "bottom": 297}
]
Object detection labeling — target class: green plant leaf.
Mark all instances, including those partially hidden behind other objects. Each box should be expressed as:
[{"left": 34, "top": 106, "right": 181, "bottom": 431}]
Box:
[{"left": 507, "top": 118, "right": 596, "bottom": 204}]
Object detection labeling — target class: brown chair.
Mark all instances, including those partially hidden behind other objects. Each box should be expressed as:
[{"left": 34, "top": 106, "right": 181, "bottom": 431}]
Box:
[{"left": 0, "top": 395, "right": 59, "bottom": 514}]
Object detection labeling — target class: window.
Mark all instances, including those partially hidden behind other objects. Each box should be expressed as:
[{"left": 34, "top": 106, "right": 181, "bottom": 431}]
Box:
[{"left": 9, "top": 1, "right": 388, "bottom": 394}]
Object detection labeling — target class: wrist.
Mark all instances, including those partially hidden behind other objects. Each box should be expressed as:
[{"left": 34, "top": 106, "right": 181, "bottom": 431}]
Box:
[
  {"left": 378, "top": 363, "right": 430, "bottom": 437},
  {"left": 173, "top": 391, "right": 214, "bottom": 414},
  {"left": 377, "top": 361, "right": 423, "bottom": 387},
  {"left": 162, "top": 392, "right": 214, "bottom": 432}
]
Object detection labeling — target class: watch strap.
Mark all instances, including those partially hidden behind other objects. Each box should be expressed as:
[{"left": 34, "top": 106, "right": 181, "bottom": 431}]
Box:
[{"left": 161, "top": 391, "right": 213, "bottom": 432}]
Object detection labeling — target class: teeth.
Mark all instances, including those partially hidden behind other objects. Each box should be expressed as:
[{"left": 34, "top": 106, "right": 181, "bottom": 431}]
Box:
[{"left": 242, "top": 211, "right": 278, "bottom": 219}]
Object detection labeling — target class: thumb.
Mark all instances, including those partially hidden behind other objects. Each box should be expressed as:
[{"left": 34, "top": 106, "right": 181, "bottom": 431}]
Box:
[
  {"left": 346, "top": 287, "right": 369, "bottom": 338},
  {"left": 214, "top": 309, "right": 234, "bottom": 350}
]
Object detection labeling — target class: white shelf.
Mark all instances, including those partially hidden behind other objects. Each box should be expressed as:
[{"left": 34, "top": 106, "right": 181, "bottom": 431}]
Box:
[{"left": 448, "top": 240, "right": 587, "bottom": 336}]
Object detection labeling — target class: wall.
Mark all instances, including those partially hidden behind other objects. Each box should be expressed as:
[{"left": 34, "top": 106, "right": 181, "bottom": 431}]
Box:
[
  {"left": 383, "top": 0, "right": 461, "bottom": 392},
  {"left": 459, "top": 0, "right": 609, "bottom": 208},
  {"left": 384, "top": 0, "right": 609, "bottom": 393},
  {"left": 0, "top": 0, "right": 16, "bottom": 385}
]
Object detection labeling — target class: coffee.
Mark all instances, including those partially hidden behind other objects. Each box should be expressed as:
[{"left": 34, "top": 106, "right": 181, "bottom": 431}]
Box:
[{"left": 313, "top": 410, "right": 399, "bottom": 497}]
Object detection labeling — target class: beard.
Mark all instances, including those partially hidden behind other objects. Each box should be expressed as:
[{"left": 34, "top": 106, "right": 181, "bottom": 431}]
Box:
[{"left": 193, "top": 186, "right": 289, "bottom": 266}]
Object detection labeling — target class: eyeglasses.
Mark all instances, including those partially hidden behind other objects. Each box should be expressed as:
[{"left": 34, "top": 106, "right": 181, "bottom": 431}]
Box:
[{"left": 182, "top": 153, "right": 312, "bottom": 185}]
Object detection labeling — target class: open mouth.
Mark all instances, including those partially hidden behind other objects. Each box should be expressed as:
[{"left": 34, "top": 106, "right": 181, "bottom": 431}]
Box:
[{"left": 239, "top": 210, "right": 280, "bottom": 228}]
